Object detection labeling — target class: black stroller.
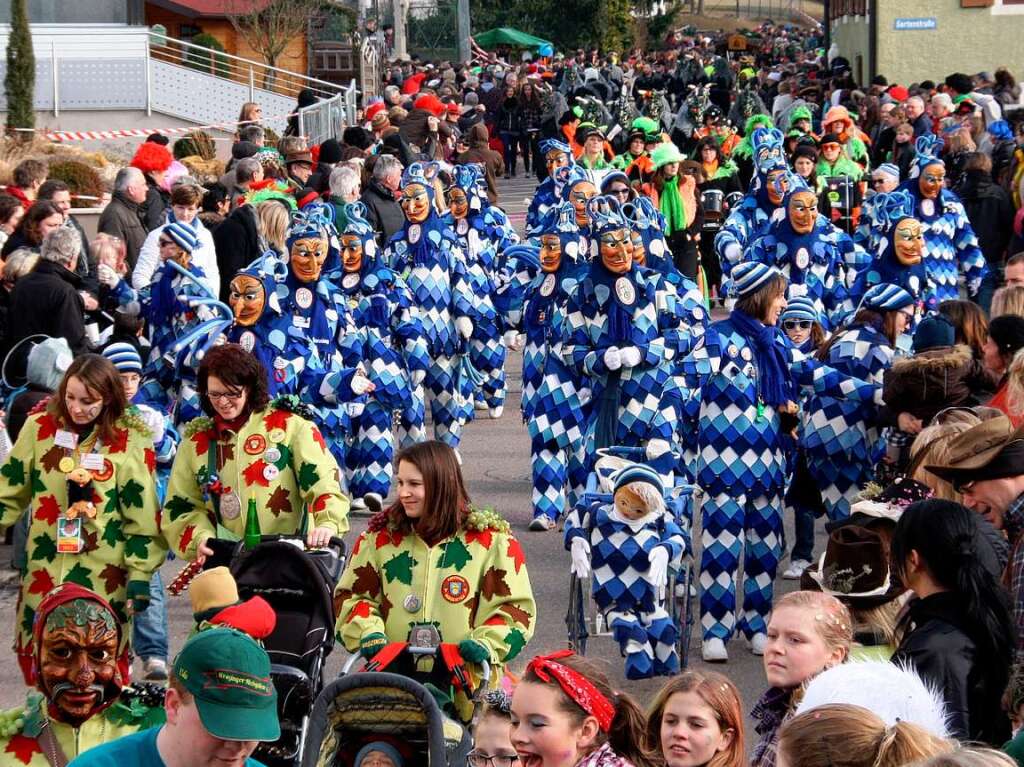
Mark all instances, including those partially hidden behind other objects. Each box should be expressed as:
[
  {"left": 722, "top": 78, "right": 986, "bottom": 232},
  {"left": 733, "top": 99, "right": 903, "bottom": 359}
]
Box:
[{"left": 206, "top": 534, "right": 346, "bottom": 767}]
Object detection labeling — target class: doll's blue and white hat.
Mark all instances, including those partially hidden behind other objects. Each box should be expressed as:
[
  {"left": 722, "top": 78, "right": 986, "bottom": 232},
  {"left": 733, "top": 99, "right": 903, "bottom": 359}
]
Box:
[{"left": 613, "top": 462, "right": 663, "bottom": 494}]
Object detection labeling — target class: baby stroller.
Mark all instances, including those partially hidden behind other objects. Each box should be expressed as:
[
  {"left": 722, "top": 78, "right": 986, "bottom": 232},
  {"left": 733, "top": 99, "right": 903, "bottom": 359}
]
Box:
[
  {"left": 205, "top": 534, "right": 346, "bottom": 767},
  {"left": 301, "top": 645, "right": 483, "bottom": 767},
  {"left": 565, "top": 446, "right": 697, "bottom": 670}
]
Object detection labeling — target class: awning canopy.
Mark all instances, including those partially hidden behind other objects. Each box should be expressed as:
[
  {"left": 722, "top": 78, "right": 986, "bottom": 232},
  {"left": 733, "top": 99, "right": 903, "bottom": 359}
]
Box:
[{"left": 472, "top": 27, "right": 552, "bottom": 51}]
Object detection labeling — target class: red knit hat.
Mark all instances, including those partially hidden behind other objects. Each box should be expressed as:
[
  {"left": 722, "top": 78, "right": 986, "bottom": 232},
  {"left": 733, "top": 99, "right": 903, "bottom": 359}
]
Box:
[
  {"left": 365, "top": 101, "right": 387, "bottom": 121},
  {"left": 401, "top": 71, "right": 426, "bottom": 95},
  {"left": 130, "top": 141, "right": 173, "bottom": 174},
  {"left": 888, "top": 85, "right": 909, "bottom": 102},
  {"left": 413, "top": 94, "right": 445, "bottom": 117}
]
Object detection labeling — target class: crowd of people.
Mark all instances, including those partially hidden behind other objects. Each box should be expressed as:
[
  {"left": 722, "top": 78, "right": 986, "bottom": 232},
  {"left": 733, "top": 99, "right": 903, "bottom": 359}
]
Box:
[{"left": 0, "top": 14, "right": 1022, "bottom": 767}]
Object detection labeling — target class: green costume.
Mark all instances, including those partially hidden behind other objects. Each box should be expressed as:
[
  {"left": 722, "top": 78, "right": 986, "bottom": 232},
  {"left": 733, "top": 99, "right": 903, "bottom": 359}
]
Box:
[{"left": 817, "top": 154, "right": 864, "bottom": 181}]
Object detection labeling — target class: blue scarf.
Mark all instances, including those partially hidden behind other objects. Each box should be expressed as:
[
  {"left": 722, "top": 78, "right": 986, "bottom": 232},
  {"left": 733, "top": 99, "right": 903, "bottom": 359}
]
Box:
[
  {"left": 730, "top": 308, "right": 796, "bottom": 408},
  {"left": 405, "top": 210, "right": 455, "bottom": 268}
]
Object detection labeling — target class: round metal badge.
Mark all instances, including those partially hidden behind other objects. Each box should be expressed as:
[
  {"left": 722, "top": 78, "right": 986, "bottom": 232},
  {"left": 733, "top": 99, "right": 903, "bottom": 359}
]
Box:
[
  {"left": 727, "top": 344, "right": 739, "bottom": 359},
  {"left": 295, "top": 288, "right": 313, "bottom": 309},
  {"left": 408, "top": 224, "right": 421, "bottom": 244},
  {"left": 540, "top": 273, "right": 556, "bottom": 296},
  {"left": 238, "top": 331, "right": 256, "bottom": 353},
  {"left": 794, "top": 248, "right": 810, "bottom": 270},
  {"left": 614, "top": 277, "right": 636, "bottom": 305},
  {"left": 264, "top": 447, "right": 281, "bottom": 464},
  {"left": 263, "top": 464, "right": 280, "bottom": 482},
  {"left": 220, "top": 492, "right": 242, "bottom": 520},
  {"left": 740, "top": 347, "right": 753, "bottom": 362},
  {"left": 457, "top": 219, "right": 469, "bottom": 235},
  {"left": 403, "top": 594, "right": 422, "bottom": 613},
  {"left": 269, "top": 429, "right": 287, "bottom": 443},
  {"left": 342, "top": 273, "right": 359, "bottom": 289}
]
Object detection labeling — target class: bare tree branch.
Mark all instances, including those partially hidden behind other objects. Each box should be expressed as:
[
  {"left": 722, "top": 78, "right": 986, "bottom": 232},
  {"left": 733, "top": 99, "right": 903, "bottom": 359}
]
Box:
[{"left": 223, "top": 0, "right": 326, "bottom": 68}]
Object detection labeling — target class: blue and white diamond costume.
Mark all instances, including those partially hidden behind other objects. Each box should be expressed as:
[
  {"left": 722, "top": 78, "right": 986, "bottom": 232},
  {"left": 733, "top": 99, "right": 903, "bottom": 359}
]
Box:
[
  {"left": 525, "top": 139, "right": 574, "bottom": 234},
  {"left": 803, "top": 283, "right": 912, "bottom": 521},
  {"left": 861, "top": 189, "right": 933, "bottom": 309},
  {"left": 383, "top": 162, "right": 476, "bottom": 450},
  {"left": 682, "top": 262, "right": 881, "bottom": 649},
  {"left": 564, "top": 464, "right": 688, "bottom": 679}
]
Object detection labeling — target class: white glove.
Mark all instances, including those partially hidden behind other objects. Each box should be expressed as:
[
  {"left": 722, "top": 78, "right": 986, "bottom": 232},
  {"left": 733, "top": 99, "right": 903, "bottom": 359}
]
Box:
[
  {"left": 570, "top": 537, "right": 591, "bottom": 579},
  {"left": 351, "top": 373, "right": 373, "bottom": 395},
  {"left": 410, "top": 369, "right": 426, "bottom": 386},
  {"left": 455, "top": 317, "right": 473, "bottom": 339},
  {"left": 603, "top": 346, "right": 622, "bottom": 371},
  {"left": 502, "top": 330, "right": 519, "bottom": 346},
  {"left": 873, "top": 386, "right": 885, "bottom": 407},
  {"left": 648, "top": 546, "right": 670, "bottom": 598},
  {"left": 140, "top": 408, "right": 165, "bottom": 446},
  {"left": 724, "top": 243, "right": 741, "bottom": 265},
  {"left": 620, "top": 346, "right": 642, "bottom": 368},
  {"left": 97, "top": 263, "right": 120, "bottom": 287}
]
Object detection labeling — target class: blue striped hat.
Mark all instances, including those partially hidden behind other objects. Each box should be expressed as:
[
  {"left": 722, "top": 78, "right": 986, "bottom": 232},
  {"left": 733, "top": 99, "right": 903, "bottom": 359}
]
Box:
[
  {"left": 780, "top": 296, "right": 820, "bottom": 323},
  {"left": 874, "top": 163, "right": 900, "bottom": 182},
  {"left": 102, "top": 341, "right": 142, "bottom": 374},
  {"left": 164, "top": 221, "right": 199, "bottom": 253},
  {"left": 862, "top": 282, "right": 914, "bottom": 312},
  {"left": 731, "top": 261, "right": 782, "bottom": 298},
  {"left": 613, "top": 462, "right": 663, "bottom": 494}
]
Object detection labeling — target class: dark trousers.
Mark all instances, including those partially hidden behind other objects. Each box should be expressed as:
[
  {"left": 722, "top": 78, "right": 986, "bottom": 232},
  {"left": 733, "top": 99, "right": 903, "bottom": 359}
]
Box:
[{"left": 500, "top": 131, "right": 521, "bottom": 175}]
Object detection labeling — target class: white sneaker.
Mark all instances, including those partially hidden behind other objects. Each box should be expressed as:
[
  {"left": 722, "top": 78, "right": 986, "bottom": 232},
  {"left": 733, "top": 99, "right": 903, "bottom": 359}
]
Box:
[
  {"left": 528, "top": 515, "right": 556, "bottom": 531},
  {"left": 489, "top": 406, "right": 504, "bottom": 419},
  {"left": 782, "top": 559, "right": 811, "bottom": 580},
  {"left": 749, "top": 633, "right": 768, "bottom": 656},
  {"left": 143, "top": 658, "right": 168, "bottom": 682},
  {"left": 702, "top": 638, "right": 728, "bottom": 662},
  {"left": 364, "top": 493, "right": 383, "bottom": 514}
]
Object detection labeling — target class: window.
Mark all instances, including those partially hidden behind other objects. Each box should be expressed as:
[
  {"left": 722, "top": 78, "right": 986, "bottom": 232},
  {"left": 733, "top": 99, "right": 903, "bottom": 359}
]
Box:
[{"left": 179, "top": 23, "right": 202, "bottom": 41}]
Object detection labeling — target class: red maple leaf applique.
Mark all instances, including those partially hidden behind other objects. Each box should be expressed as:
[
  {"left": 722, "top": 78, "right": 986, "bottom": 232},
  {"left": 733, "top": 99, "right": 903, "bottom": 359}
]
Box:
[
  {"left": 27, "top": 568, "right": 55, "bottom": 595},
  {"left": 191, "top": 429, "right": 212, "bottom": 457},
  {"left": 35, "top": 413, "right": 59, "bottom": 441},
  {"left": 263, "top": 409, "right": 292, "bottom": 432},
  {"left": 311, "top": 427, "right": 327, "bottom": 453},
  {"left": 313, "top": 494, "right": 330, "bottom": 513},
  {"left": 507, "top": 537, "right": 526, "bottom": 574},
  {"left": 484, "top": 616, "right": 506, "bottom": 626},
  {"left": 353, "top": 533, "right": 364, "bottom": 557},
  {"left": 375, "top": 528, "right": 404, "bottom": 550},
  {"left": 347, "top": 600, "right": 372, "bottom": 622},
  {"left": 34, "top": 495, "right": 60, "bottom": 525},
  {"left": 5, "top": 733, "right": 42, "bottom": 765},
  {"left": 179, "top": 525, "right": 195, "bottom": 554},
  {"left": 106, "top": 427, "right": 129, "bottom": 454},
  {"left": 144, "top": 448, "right": 156, "bottom": 474},
  {"left": 242, "top": 459, "right": 270, "bottom": 488},
  {"left": 465, "top": 528, "right": 493, "bottom": 550}
]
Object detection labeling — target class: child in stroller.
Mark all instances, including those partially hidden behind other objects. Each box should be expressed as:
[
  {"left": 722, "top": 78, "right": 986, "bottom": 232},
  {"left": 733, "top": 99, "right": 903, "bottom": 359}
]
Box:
[{"left": 564, "top": 459, "right": 690, "bottom": 679}]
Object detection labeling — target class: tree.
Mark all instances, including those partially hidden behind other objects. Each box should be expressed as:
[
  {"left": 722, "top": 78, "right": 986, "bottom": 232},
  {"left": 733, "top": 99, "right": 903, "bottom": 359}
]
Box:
[
  {"left": 224, "top": 0, "right": 326, "bottom": 86},
  {"left": 5, "top": 0, "right": 35, "bottom": 137}
]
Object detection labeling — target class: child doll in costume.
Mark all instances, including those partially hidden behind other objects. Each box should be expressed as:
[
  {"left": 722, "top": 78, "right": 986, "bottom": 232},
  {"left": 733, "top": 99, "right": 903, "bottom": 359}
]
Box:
[{"left": 525, "top": 139, "right": 575, "bottom": 234}]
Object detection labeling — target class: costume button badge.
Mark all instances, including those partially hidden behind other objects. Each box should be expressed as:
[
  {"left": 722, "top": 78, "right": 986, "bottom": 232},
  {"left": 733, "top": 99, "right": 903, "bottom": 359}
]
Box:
[
  {"left": 295, "top": 288, "right": 314, "bottom": 309},
  {"left": 239, "top": 331, "right": 256, "bottom": 353},
  {"left": 614, "top": 277, "right": 636, "bottom": 305},
  {"left": 220, "top": 492, "right": 242, "bottom": 520},
  {"left": 263, "top": 464, "right": 280, "bottom": 482},
  {"left": 58, "top": 456, "right": 76, "bottom": 473},
  {"left": 264, "top": 447, "right": 281, "bottom": 464},
  {"left": 403, "top": 594, "right": 421, "bottom": 613},
  {"left": 794, "top": 248, "right": 810, "bottom": 270},
  {"left": 540, "top": 273, "right": 556, "bottom": 296},
  {"left": 740, "top": 347, "right": 753, "bottom": 362},
  {"left": 408, "top": 224, "right": 421, "bottom": 244},
  {"left": 342, "top": 273, "right": 359, "bottom": 289},
  {"left": 269, "top": 428, "right": 286, "bottom": 443},
  {"left": 457, "top": 219, "right": 468, "bottom": 235}
]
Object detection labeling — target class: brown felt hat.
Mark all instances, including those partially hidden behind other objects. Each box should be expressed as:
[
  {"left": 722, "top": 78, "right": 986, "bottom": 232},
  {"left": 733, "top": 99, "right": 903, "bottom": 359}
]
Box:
[
  {"left": 925, "top": 415, "right": 1024, "bottom": 484},
  {"left": 804, "top": 525, "right": 905, "bottom": 607},
  {"left": 285, "top": 150, "right": 313, "bottom": 167}
]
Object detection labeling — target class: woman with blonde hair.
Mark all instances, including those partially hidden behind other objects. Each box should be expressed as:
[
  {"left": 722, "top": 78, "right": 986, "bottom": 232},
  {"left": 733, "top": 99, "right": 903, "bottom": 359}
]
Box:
[
  {"left": 646, "top": 671, "right": 745, "bottom": 767},
  {"left": 909, "top": 408, "right": 989, "bottom": 501},
  {"left": 917, "top": 749, "right": 1018, "bottom": 767},
  {"left": 256, "top": 199, "right": 289, "bottom": 255},
  {"left": 776, "top": 704, "right": 952, "bottom": 767},
  {"left": 991, "top": 285, "right": 1024, "bottom": 320}
]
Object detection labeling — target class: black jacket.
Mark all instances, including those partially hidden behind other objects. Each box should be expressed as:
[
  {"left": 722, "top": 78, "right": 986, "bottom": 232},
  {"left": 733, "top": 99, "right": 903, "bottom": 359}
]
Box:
[
  {"left": 5, "top": 259, "right": 87, "bottom": 355},
  {"left": 213, "top": 204, "right": 262, "bottom": 303},
  {"left": 98, "top": 191, "right": 148, "bottom": 269},
  {"left": 359, "top": 180, "right": 405, "bottom": 250},
  {"left": 142, "top": 177, "right": 168, "bottom": 232},
  {"left": 958, "top": 169, "right": 1016, "bottom": 266},
  {"left": 892, "top": 592, "right": 1011, "bottom": 746}
]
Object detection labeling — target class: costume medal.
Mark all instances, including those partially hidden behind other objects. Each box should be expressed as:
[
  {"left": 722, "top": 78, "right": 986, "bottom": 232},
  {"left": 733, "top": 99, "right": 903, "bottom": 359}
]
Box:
[
  {"left": 540, "top": 274, "right": 556, "bottom": 296},
  {"left": 403, "top": 594, "right": 421, "bottom": 613},
  {"left": 220, "top": 492, "right": 242, "bottom": 520},
  {"left": 614, "top": 277, "right": 636, "bottom": 306},
  {"left": 342, "top": 273, "right": 359, "bottom": 289}
]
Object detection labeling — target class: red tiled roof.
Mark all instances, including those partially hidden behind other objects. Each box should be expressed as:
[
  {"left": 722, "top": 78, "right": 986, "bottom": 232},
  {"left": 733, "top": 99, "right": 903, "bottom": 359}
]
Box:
[{"left": 147, "top": 0, "right": 272, "bottom": 18}]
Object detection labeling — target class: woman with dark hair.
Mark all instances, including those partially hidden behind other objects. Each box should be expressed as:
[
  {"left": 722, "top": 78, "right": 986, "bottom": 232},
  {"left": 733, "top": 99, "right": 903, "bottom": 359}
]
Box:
[
  {"left": 683, "top": 262, "right": 880, "bottom": 662},
  {"left": 1, "top": 200, "right": 63, "bottom": 257},
  {"left": 0, "top": 193, "right": 24, "bottom": 253},
  {"left": 938, "top": 299, "right": 990, "bottom": 361},
  {"left": 804, "top": 283, "right": 914, "bottom": 522},
  {"left": 285, "top": 88, "right": 319, "bottom": 137},
  {"left": 982, "top": 314, "right": 1024, "bottom": 426},
  {"left": 335, "top": 439, "right": 536, "bottom": 723},
  {"left": 694, "top": 136, "right": 743, "bottom": 196},
  {"left": 790, "top": 145, "right": 833, "bottom": 220},
  {"left": 891, "top": 499, "right": 1014, "bottom": 745},
  {"left": 0, "top": 353, "right": 163, "bottom": 681},
  {"left": 162, "top": 343, "right": 349, "bottom": 561}
]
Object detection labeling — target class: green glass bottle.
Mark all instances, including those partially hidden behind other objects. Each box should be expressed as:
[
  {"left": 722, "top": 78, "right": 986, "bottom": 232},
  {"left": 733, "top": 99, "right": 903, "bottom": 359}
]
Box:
[{"left": 244, "top": 498, "right": 261, "bottom": 549}]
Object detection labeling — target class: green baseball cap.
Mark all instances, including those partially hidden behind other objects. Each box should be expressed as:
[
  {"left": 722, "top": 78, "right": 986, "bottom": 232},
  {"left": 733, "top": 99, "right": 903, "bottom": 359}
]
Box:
[{"left": 173, "top": 627, "right": 280, "bottom": 742}]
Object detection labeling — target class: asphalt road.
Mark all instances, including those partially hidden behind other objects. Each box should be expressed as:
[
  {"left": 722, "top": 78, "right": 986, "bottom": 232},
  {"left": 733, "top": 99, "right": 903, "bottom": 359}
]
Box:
[{"left": 0, "top": 173, "right": 816, "bottom": 730}]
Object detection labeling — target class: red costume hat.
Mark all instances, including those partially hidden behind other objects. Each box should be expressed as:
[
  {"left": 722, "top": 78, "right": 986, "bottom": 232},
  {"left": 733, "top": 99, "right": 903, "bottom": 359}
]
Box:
[{"left": 130, "top": 141, "right": 173, "bottom": 175}]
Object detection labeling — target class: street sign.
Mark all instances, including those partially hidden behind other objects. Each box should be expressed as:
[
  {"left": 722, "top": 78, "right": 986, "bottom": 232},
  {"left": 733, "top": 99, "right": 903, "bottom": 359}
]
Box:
[{"left": 893, "top": 17, "right": 938, "bottom": 30}]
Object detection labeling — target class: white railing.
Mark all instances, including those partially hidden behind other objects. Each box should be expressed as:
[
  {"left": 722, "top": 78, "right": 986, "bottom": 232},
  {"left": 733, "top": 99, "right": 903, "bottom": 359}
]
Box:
[{"left": 297, "top": 79, "right": 359, "bottom": 146}]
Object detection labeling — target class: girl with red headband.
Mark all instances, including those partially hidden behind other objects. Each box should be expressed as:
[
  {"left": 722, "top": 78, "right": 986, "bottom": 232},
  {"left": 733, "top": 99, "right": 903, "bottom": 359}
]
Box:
[{"left": 511, "top": 651, "right": 654, "bottom": 767}]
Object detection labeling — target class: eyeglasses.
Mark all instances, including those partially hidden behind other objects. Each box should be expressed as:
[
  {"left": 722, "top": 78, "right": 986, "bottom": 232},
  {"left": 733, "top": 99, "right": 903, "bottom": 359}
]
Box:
[
  {"left": 782, "top": 319, "right": 812, "bottom": 331},
  {"left": 608, "top": 187, "right": 630, "bottom": 198},
  {"left": 206, "top": 389, "right": 245, "bottom": 402},
  {"left": 468, "top": 753, "right": 520, "bottom": 767},
  {"left": 871, "top": 177, "right": 889, "bottom": 186}
]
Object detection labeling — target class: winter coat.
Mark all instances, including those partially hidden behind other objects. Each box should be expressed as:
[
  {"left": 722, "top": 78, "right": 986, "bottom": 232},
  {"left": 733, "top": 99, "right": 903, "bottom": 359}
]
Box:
[
  {"left": 495, "top": 97, "right": 522, "bottom": 135},
  {"left": 398, "top": 107, "right": 452, "bottom": 159},
  {"left": 162, "top": 403, "right": 350, "bottom": 560},
  {"left": 142, "top": 177, "right": 168, "bottom": 232},
  {"left": 0, "top": 409, "right": 164, "bottom": 657},
  {"left": 893, "top": 592, "right": 1011, "bottom": 745},
  {"left": 98, "top": 192, "right": 149, "bottom": 268},
  {"left": 958, "top": 169, "right": 1016, "bottom": 266},
  {"left": 456, "top": 124, "right": 504, "bottom": 204},
  {"left": 213, "top": 204, "right": 262, "bottom": 303},
  {"left": 359, "top": 179, "right": 406, "bottom": 249},
  {"left": 335, "top": 508, "right": 535, "bottom": 721},
  {"left": 883, "top": 345, "right": 997, "bottom": 424},
  {"left": 6, "top": 259, "right": 88, "bottom": 355},
  {"left": 132, "top": 217, "right": 219, "bottom": 297}
]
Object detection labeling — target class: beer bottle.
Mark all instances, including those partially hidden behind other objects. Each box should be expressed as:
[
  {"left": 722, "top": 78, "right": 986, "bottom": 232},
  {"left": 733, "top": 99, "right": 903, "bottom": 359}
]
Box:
[{"left": 244, "top": 498, "right": 261, "bottom": 549}]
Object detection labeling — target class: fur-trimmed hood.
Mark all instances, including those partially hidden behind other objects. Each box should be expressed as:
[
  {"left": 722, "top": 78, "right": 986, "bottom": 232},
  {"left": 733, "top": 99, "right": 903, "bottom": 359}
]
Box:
[
  {"left": 888, "top": 344, "right": 973, "bottom": 374},
  {"left": 882, "top": 344, "right": 994, "bottom": 424}
]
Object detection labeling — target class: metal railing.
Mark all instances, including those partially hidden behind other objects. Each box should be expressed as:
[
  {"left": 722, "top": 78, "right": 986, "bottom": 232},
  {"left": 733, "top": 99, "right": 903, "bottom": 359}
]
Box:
[
  {"left": 148, "top": 31, "right": 345, "bottom": 103},
  {"left": 297, "top": 78, "right": 359, "bottom": 145}
]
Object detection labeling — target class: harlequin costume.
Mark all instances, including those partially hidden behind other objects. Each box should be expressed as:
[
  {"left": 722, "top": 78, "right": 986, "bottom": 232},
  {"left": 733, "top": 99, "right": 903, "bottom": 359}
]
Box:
[
  {"left": 336, "top": 203, "right": 430, "bottom": 502},
  {"left": 681, "top": 262, "right": 881, "bottom": 657},
  {"left": 894, "top": 136, "right": 986, "bottom": 303},
  {"left": 525, "top": 139, "right": 574, "bottom": 235},
  {"left": 0, "top": 585, "right": 166, "bottom": 766},
  {"left": 562, "top": 196, "right": 678, "bottom": 481},
  {"left": 162, "top": 397, "right": 349, "bottom": 559},
  {"left": 0, "top": 406, "right": 164, "bottom": 679},
  {"left": 803, "top": 283, "right": 912, "bottom": 521},
  {"left": 335, "top": 507, "right": 536, "bottom": 721},
  {"left": 860, "top": 190, "right": 933, "bottom": 309},
  {"left": 384, "top": 162, "right": 476, "bottom": 450},
  {"left": 564, "top": 464, "right": 688, "bottom": 679}
]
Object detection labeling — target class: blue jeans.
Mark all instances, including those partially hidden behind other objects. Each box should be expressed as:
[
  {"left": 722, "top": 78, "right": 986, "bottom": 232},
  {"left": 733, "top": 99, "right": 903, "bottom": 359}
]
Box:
[{"left": 132, "top": 570, "right": 168, "bottom": 661}]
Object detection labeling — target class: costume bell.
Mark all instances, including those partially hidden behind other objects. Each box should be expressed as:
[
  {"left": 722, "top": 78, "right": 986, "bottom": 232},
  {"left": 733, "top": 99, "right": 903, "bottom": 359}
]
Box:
[
  {"left": 384, "top": 162, "right": 476, "bottom": 450},
  {"left": 525, "top": 139, "right": 574, "bottom": 234},
  {"left": 803, "top": 283, "right": 912, "bottom": 521},
  {"left": 564, "top": 464, "right": 688, "bottom": 679},
  {"left": 336, "top": 203, "right": 430, "bottom": 502},
  {"left": 682, "top": 262, "right": 881, "bottom": 658}
]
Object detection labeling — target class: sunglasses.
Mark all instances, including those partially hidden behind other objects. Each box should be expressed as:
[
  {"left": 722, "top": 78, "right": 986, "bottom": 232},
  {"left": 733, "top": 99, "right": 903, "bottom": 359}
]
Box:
[
  {"left": 608, "top": 187, "right": 630, "bottom": 198},
  {"left": 782, "top": 319, "right": 812, "bottom": 331}
]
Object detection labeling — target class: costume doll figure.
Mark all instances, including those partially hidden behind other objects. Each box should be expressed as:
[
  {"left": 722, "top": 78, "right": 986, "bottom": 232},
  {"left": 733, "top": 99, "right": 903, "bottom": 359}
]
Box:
[
  {"left": 862, "top": 189, "right": 932, "bottom": 308},
  {"left": 525, "top": 139, "right": 574, "bottom": 234},
  {"left": 560, "top": 166, "right": 601, "bottom": 250},
  {"left": 747, "top": 185, "right": 853, "bottom": 328},
  {"left": 562, "top": 196, "right": 677, "bottom": 481},
  {"left": 895, "top": 135, "right": 986, "bottom": 303},
  {"left": 564, "top": 463, "right": 687, "bottom": 679},
  {"left": 336, "top": 203, "right": 429, "bottom": 503},
  {"left": 682, "top": 262, "right": 882, "bottom": 662},
  {"left": 448, "top": 165, "right": 508, "bottom": 418},
  {"left": 384, "top": 162, "right": 475, "bottom": 450}
]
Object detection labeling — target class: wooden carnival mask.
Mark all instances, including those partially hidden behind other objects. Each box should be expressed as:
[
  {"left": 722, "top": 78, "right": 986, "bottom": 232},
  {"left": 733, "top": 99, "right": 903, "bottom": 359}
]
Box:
[
  {"left": 600, "top": 227, "right": 632, "bottom": 274},
  {"left": 448, "top": 187, "right": 469, "bottom": 220},
  {"left": 228, "top": 274, "right": 266, "bottom": 327},
  {"left": 788, "top": 190, "right": 819, "bottom": 235},
  {"left": 919, "top": 163, "right": 946, "bottom": 200},
  {"left": 400, "top": 183, "right": 432, "bottom": 224},
  {"left": 894, "top": 217, "right": 925, "bottom": 266},
  {"left": 289, "top": 235, "right": 328, "bottom": 283},
  {"left": 340, "top": 234, "right": 364, "bottom": 274}
]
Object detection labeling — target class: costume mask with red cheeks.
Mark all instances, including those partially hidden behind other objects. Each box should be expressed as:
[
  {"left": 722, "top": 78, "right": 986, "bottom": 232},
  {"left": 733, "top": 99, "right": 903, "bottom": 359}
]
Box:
[{"left": 788, "top": 190, "right": 818, "bottom": 235}]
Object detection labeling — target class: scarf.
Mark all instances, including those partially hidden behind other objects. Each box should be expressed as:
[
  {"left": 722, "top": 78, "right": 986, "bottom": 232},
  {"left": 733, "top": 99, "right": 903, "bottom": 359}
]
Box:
[
  {"left": 659, "top": 175, "right": 687, "bottom": 237},
  {"left": 730, "top": 308, "right": 796, "bottom": 408},
  {"left": 702, "top": 159, "right": 719, "bottom": 179}
]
